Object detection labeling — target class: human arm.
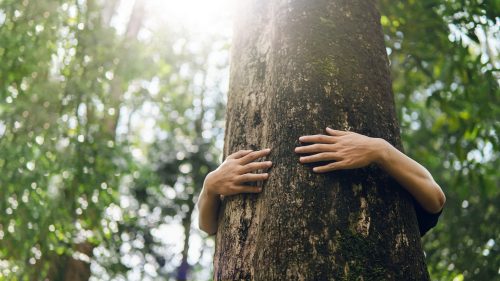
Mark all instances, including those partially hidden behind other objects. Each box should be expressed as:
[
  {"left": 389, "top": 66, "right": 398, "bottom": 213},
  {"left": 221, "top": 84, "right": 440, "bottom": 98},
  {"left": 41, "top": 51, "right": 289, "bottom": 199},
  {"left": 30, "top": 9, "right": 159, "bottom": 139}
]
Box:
[
  {"left": 197, "top": 181, "right": 222, "bottom": 236},
  {"left": 197, "top": 149, "right": 272, "bottom": 235},
  {"left": 294, "top": 127, "right": 446, "bottom": 214}
]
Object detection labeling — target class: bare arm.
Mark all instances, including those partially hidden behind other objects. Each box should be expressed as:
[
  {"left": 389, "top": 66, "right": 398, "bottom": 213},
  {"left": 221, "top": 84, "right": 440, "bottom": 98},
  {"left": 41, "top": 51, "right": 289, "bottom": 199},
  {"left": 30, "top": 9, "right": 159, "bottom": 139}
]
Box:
[
  {"left": 197, "top": 176, "right": 222, "bottom": 235},
  {"left": 374, "top": 138, "right": 445, "bottom": 213},
  {"left": 197, "top": 149, "right": 272, "bottom": 235},
  {"left": 295, "top": 127, "right": 446, "bottom": 214}
]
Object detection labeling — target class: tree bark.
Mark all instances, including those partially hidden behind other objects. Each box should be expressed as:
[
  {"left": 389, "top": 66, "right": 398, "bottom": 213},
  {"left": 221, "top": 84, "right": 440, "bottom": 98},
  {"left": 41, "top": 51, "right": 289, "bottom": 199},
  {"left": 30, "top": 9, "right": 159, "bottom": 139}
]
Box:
[{"left": 214, "top": 0, "right": 430, "bottom": 280}]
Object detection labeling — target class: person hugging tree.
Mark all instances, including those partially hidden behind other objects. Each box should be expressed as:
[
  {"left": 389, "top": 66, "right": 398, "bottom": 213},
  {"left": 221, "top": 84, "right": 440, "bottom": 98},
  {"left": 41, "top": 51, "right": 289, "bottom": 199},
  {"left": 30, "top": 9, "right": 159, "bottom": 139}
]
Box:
[{"left": 197, "top": 127, "right": 446, "bottom": 237}]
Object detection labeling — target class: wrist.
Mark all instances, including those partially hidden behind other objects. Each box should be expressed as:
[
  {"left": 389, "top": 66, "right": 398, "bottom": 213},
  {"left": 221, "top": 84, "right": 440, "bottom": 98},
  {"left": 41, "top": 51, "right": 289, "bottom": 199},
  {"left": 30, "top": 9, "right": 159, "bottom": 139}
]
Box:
[
  {"left": 203, "top": 171, "right": 219, "bottom": 199},
  {"left": 373, "top": 138, "right": 391, "bottom": 167}
]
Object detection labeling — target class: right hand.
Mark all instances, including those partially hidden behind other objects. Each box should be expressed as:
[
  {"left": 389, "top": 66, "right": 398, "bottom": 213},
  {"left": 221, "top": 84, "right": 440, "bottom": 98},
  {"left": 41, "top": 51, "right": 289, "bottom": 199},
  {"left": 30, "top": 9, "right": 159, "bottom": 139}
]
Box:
[{"left": 204, "top": 148, "right": 272, "bottom": 196}]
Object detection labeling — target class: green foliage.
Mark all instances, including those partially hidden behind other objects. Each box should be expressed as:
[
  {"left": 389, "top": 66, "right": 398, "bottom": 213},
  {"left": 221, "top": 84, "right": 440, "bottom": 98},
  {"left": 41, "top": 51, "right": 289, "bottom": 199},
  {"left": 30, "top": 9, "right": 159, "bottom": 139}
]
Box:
[
  {"left": 0, "top": 0, "right": 498, "bottom": 280},
  {"left": 0, "top": 0, "right": 150, "bottom": 278},
  {"left": 380, "top": 0, "right": 499, "bottom": 280},
  {"left": 99, "top": 28, "right": 229, "bottom": 280}
]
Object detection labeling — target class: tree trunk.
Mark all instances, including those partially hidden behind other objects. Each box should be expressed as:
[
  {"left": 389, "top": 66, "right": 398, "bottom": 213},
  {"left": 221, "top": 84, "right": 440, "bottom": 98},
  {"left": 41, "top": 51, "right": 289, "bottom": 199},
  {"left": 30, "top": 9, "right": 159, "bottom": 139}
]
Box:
[{"left": 214, "top": 0, "right": 430, "bottom": 280}]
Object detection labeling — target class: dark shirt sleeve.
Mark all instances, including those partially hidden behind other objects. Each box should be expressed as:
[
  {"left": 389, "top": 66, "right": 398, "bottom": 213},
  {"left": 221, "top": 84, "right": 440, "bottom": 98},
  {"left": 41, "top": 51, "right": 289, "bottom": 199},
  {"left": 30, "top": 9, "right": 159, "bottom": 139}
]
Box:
[{"left": 412, "top": 196, "right": 443, "bottom": 237}]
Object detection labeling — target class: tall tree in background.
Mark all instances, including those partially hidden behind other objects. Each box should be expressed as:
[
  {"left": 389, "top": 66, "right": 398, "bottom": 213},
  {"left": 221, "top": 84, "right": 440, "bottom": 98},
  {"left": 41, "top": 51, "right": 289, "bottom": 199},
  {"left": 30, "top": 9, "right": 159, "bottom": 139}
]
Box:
[
  {"left": 54, "top": 1, "right": 146, "bottom": 280},
  {"left": 215, "top": 0, "right": 430, "bottom": 280},
  {"left": 0, "top": 0, "right": 150, "bottom": 279},
  {"left": 0, "top": 0, "right": 228, "bottom": 279},
  {"left": 126, "top": 35, "right": 228, "bottom": 280}
]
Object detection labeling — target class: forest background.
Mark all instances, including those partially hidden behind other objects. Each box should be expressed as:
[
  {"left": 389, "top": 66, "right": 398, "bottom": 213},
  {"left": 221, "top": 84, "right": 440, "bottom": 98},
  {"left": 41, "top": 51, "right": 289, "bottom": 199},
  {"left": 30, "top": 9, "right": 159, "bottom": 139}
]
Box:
[{"left": 0, "top": 0, "right": 498, "bottom": 280}]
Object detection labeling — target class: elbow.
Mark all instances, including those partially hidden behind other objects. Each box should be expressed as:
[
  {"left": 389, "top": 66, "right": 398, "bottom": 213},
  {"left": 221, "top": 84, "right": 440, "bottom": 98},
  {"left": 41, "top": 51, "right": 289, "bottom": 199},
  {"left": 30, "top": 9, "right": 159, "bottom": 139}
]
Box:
[
  {"left": 421, "top": 179, "right": 446, "bottom": 214},
  {"left": 431, "top": 181, "right": 446, "bottom": 213},
  {"left": 198, "top": 222, "right": 210, "bottom": 235},
  {"left": 199, "top": 221, "right": 217, "bottom": 236},
  {"left": 437, "top": 188, "right": 446, "bottom": 211}
]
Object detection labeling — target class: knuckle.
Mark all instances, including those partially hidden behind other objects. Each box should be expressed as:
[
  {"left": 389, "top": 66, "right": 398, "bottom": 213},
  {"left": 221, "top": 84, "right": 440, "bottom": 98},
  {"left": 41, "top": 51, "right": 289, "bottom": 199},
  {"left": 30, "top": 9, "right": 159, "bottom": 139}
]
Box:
[
  {"left": 257, "top": 161, "right": 266, "bottom": 167},
  {"left": 242, "top": 164, "right": 252, "bottom": 171},
  {"left": 245, "top": 163, "right": 258, "bottom": 172},
  {"left": 243, "top": 153, "right": 255, "bottom": 161}
]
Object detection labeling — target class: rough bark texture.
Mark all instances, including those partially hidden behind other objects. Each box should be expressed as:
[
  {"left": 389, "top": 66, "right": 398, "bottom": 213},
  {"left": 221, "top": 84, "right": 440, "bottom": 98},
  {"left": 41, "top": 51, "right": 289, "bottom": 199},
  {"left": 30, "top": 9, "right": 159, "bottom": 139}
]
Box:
[{"left": 214, "top": 0, "right": 430, "bottom": 280}]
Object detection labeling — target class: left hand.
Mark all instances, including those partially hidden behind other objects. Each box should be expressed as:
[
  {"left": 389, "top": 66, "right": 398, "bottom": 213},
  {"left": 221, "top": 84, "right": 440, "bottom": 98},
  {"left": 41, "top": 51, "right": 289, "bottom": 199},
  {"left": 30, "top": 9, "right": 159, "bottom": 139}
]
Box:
[{"left": 294, "top": 127, "right": 385, "bottom": 173}]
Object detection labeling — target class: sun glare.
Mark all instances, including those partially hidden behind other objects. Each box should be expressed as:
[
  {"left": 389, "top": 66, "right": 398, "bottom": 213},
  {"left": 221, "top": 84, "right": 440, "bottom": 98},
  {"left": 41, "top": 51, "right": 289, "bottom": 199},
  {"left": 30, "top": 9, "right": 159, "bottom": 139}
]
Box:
[
  {"left": 111, "top": 0, "right": 234, "bottom": 37},
  {"left": 148, "top": 0, "right": 234, "bottom": 35}
]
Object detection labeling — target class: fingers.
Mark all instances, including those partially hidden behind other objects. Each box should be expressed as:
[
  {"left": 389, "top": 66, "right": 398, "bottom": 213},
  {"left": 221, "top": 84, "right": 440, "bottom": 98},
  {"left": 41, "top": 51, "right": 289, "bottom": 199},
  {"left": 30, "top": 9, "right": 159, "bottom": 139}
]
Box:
[
  {"left": 299, "top": 152, "right": 342, "bottom": 163},
  {"left": 312, "top": 161, "right": 348, "bottom": 173},
  {"left": 227, "top": 149, "right": 253, "bottom": 159},
  {"left": 295, "top": 143, "right": 335, "bottom": 154},
  {"left": 236, "top": 173, "right": 269, "bottom": 183},
  {"left": 298, "top": 128, "right": 350, "bottom": 144},
  {"left": 326, "top": 127, "right": 350, "bottom": 136},
  {"left": 235, "top": 185, "right": 263, "bottom": 194},
  {"left": 240, "top": 161, "right": 272, "bottom": 173},
  {"left": 238, "top": 148, "right": 271, "bottom": 165},
  {"left": 298, "top": 134, "right": 336, "bottom": 144}
]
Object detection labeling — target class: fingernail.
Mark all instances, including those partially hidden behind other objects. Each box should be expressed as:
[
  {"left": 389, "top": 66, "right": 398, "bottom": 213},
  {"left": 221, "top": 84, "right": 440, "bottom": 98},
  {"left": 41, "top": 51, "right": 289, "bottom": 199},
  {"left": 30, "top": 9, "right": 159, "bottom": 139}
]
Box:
[
  {"left": 313, "top": 167, "right": 318, "bottom": 172},
  {"left": 299, "top": 137, "right": 304, "bottom": 141}
]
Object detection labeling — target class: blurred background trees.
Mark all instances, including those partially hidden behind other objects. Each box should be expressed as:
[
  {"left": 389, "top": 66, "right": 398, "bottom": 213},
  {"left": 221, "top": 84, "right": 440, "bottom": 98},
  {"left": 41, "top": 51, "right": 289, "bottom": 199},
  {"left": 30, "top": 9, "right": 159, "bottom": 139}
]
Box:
[
  {"left": 380, "top": 1, "right": 499, "bottom": 280},
  {"left": 0, "top": 0, "right": 497, "bottom": 280}
]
